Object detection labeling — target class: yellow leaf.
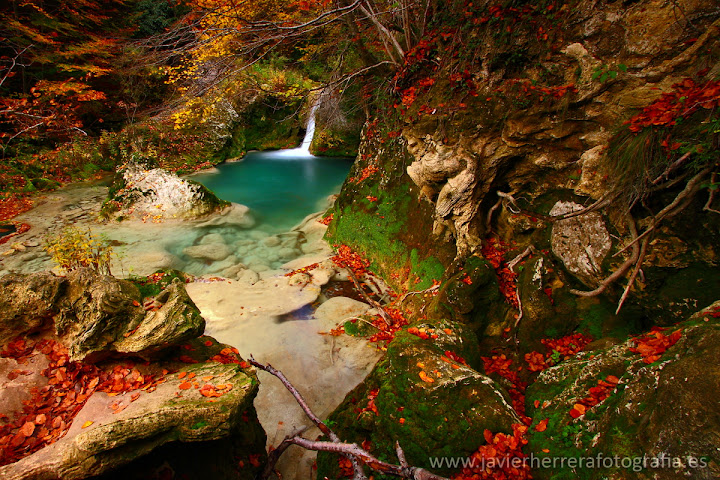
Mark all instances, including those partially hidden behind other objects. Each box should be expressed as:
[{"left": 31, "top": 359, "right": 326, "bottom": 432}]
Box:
[{"left": 82, "top": 420, "right": 94, "bottom": 429}]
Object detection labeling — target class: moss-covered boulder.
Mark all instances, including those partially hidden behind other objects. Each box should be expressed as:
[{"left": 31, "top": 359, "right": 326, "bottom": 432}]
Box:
[
  {"left": 525, "top": 301, "right": 720, "bottom": 479},
  {"left": 317, "top": 321, "right": 519, "bottom": 478},
  {"left": 101, "top": 162, "right": 229, "bottom": 221}
]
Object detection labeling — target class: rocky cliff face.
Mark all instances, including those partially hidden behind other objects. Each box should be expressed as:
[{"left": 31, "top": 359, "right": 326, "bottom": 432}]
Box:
[
  {"left": 322, "top": 1, "right": 720, "bottom": 478},
  {"left": 329, "top": 0, "right": 720, "bottom": 334}
]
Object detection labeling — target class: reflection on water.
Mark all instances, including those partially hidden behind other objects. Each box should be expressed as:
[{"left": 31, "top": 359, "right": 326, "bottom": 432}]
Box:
[{"left": 192, "top": 151, "right": 352, "bottom": 232}]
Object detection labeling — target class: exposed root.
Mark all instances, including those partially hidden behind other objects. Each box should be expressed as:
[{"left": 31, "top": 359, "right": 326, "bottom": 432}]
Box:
[
  {"left": 615, "top": 236, "right": 650, "bottom": 314},
  {"left": 397, "top": 284, "right": 441, "bottom": 306},
  {"left": 703, "top": 172, "right": 720, "bottom": 215},
  {"left": 613, "top": 166, "right": 712, "bottom": 258},
  {"left": 346, "top": 267, "right": 392, "bottom": 326}
]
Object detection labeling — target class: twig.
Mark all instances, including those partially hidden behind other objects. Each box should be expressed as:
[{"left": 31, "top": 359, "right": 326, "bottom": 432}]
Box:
[
  {"left": 249, "top": 358, "right": 450, "bottom": 480},
  {"left": 570, "top": 216, "right": 640, "bottom": 297},
  {"left": 346, "top": 267, "right": 392, "bottom": 325}
]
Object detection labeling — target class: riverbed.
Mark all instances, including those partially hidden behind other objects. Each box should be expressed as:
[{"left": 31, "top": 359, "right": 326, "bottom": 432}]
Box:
[{"left": 0, "top": 155, "right": 379, "bottom": 480}]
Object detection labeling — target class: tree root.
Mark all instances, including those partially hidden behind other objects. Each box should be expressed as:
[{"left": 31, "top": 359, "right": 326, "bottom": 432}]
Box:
[
  {"left": 703, "top": 172, "right": 720, "bottom": 215},
  {"left": 249, "top": 358, "right": 450, "bottom": 480}
]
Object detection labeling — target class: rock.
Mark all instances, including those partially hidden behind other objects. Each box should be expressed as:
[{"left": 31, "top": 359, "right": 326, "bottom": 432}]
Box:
[
  {"left": 0, "top": 272, "right": 65, "bottom": 346},
  {"left": 128, "top": 251, "right": 182, "bottom": 273},
  {"left": 317, "top": 321, "right": 520, "bottom": 478},
  {"left": 550, "top": 201, "right": 611, "bottom": 287},
  {"left": 261, "top": 236, "right": 281, "bottom": 247},
  {"left": 307, "top": 260, "right": 336, "bottom": 286},
  {"left": 112, "top": 279, "right": 205, "bottom": 358},
  {"left": 107, "top": 163, "right": 229, "bottom": 220},
  {"left": 248, "top": 230, "right": 270, "bottom": 241},
  {"left": 183, "top": 243, "right": 232, "bottom": 262},
  {"left": 196, "top": 203, "right": 256, "bottom": 229},
  {"left": 575, "top": 145, "right": 609, "bottom": 199},
  {"left": 207, "top": 255, "right": 239, "bottom": 274},
  {"left": 288, "top": 272, "right": 311, "bottom": 287},
  {"left": 57, "top": 269, "right": 204, "bottom": 361},
  {"left": 236, "top": 269, "right": 259, "bottom": 285},
  {"left": 199, "top": 233, "right": 226, "bottom": 245},
  {"left": 314, "top": 297, "right": 371, "bottom": 323},
  {"left": 0, "top": 338, "right": 265, "bottom": 480},
  {"left": 221, "top": 263, "right": 246, "bottom": 279},
  {"left": 526, "top": 302, "right": 720, "bottom": 480}
]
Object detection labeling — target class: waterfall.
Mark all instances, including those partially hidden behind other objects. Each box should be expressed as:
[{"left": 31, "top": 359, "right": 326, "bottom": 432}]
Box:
[
  {"left": 299, "top": 103, "right": 318, "bottom": 154},
  {"left": 268, "top": 99, "right": 318, "bottom": 158}
]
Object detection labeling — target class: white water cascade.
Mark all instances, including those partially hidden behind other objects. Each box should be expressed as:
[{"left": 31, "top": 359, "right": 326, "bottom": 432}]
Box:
[{"left": 270, "top": 101, "right": 319, "bottom": 158}]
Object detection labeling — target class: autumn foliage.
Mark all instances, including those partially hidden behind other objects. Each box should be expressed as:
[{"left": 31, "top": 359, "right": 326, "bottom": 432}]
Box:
[
  {"left": 625, "top": 79, "right": 720, "bottom": 133},
  {"left": 0, "top": 338, "right": 164, "bottom": 466}
]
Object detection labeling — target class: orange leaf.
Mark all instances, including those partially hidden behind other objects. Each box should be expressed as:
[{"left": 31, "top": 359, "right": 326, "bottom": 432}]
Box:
[
  {"left": 81, "top": 421, "right": 94, "bottom": 429},
  {"left": 20, "top": 421, "right": 35, "bottom": 437},
  {"left": 535, "top": 418, "right": 549, "bottom": 432},
  {"left": 179, "top": 381, "right": 192, "bottom": 390},
  {"left": 178, "top": 371, "right": 187, "bottom": 379}
]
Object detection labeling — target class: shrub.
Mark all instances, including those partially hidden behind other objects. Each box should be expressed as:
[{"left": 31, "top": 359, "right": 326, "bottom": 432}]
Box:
[{"left": 45, "top": 227, "right": 114, "bottom": 275}]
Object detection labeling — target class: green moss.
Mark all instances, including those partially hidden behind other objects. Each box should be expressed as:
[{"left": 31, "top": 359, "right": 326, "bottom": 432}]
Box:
[{"left": 409, "top": 249, "right": 445, "bottom": 290}]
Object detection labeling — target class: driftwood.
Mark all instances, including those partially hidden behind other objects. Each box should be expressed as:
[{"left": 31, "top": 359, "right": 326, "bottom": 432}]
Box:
[{"left": 248, "top": 358, "right": 450, "bottom": 480}]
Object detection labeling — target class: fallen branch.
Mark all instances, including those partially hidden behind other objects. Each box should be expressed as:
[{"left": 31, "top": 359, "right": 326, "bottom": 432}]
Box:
[
  {"left": 249, "top": 358, "right": 450, "bottom": 480},
  {"left": 248, "top": 357, "right": 367, "bottom": 480}
]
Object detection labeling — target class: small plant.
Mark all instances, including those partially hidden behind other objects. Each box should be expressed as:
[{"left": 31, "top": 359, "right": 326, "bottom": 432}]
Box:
[
  {"left": 45, "top": 227, "right": 114, "bottom": 275},
  {"left": 592, "top": 63, "right": 627, "bottom": 83}
]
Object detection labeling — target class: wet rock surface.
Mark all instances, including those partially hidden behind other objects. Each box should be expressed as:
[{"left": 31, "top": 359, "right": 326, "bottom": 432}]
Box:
[{"left": 0, "top": 269, "right": 265, "bottom": 480}]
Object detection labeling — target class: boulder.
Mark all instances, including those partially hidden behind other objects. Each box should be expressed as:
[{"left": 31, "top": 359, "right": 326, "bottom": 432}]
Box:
[
  {"left": 0, "top": 337, "right": 265, "bottom": 480},
  {"left": 112, "top": 279, "right": 205, "bottom": 358},
  {"left": 105, "top": 163, "right": 230, "bottom": 220},
  {"left": 314, "top": 297, "right": 371, "bottom": 324},
  {"left": 526, "top": 302, "right": 720, "bottom": 480},
  {"left": 550, "top": 201, "right": 611, "bottom": 287},
  {"left": 317, "top": 321, "right": 520, "bottom": 478},
  {"left": 0, "top": 272, "right": 65, "bottom": 345},
  {"left": 0, "top": 269, "right": 204, "bottom": 362}
]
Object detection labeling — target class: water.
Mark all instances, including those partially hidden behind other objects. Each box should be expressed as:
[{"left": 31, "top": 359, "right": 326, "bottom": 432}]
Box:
[{"left": 192, "top": 152, "right": 352, "bottom": 232}]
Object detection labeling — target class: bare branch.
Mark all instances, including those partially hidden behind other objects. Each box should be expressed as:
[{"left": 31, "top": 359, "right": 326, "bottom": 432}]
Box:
[{"left": 249, "top": 358, "right": 450, "bottom": 480}]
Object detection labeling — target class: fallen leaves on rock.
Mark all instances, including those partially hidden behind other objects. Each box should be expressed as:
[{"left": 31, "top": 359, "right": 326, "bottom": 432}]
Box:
[
  {"left": 0, "top": 338, "right": 164, "bottom": 466},
  {"left": 629, "top": 327, "right": 682, "bottom": 364}
]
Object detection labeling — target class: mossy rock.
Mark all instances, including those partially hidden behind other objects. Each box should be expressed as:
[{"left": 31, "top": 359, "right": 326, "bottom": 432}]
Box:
[
  {"left": 316, "top": 323, "right": 519, "bottom": 479},
  {"left": 526, "top": 302, "right": 720, "bottom": 479}
]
